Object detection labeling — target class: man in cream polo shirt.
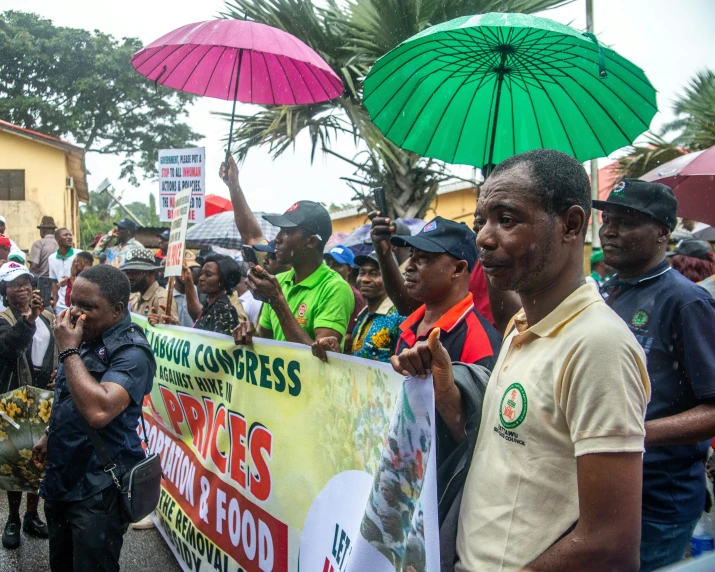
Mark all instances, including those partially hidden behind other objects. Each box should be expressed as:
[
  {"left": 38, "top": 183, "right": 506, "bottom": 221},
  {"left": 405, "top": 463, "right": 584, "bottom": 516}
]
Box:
[{"left": 392, "top": 150, "right": 650, "bottom": 572}]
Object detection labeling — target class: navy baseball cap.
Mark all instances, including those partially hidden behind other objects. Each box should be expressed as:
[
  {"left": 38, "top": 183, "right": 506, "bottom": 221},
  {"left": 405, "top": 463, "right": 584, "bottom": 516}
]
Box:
[
  {"left": 391, "top": 216, "right": 478, "bottom": 271},
  {"left": 355, "top": 251, "right": 398, "bottom": 267},
  {"left": 114, "top": 218, "right": 137, "bottom": 232},
  {"left": 253, "top": 240, "right": 276, "bottom": 253},
  {"left": 592, "top": 179, "right": 678, "bottom": 230},
  {"left": 157, "top": 229, "right": 170, "bottom": 241},
  {"left": 263, "top": 201, "right": 332, "bottom": 244},
  {"left": 324, "top": 245, "right": 355, "bottom": 266}
]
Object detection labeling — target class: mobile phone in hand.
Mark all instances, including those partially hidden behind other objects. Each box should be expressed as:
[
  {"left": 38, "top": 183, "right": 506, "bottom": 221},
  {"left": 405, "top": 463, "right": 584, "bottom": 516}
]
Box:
[
  {"left": 242, "top": 245, "right": 258, "bottom": 266},
  {"left": 373, "top": 187, "right": 389, "bottom": 217}
]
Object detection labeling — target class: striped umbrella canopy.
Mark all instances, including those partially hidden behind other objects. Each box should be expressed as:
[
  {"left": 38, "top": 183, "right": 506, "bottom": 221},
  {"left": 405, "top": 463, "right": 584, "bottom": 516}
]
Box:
[
  {"left": 185, "top": 211, "right": 279, "bottom": 249},
  {"left": 364, "top": 12, "right": 657, "bottom": 173}
]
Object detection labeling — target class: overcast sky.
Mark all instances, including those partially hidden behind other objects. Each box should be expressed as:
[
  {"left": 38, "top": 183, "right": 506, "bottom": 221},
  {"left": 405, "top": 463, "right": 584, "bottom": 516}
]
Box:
[{"left": 6, "top": 0, "right": 715, "bottom": 213}]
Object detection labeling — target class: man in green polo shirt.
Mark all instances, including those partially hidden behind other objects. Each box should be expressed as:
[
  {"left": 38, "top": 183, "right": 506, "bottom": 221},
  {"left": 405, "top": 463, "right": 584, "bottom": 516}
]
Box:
[{"left": 232, "top": 200, "right": 354, "bottom": 348}]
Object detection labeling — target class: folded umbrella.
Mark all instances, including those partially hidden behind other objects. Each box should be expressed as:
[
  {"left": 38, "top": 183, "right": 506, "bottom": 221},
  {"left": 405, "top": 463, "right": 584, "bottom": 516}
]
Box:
[
  {"left": 364, "top": 12, "right": 657, "bottom": 174},
  {"left": 641, "top": 146, "right": 715, "bottom": 227}
]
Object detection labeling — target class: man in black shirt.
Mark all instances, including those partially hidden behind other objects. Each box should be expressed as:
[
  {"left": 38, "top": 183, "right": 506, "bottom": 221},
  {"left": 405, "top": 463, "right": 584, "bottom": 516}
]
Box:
[{"left": 32, "top": 265, "right": 155, "bottom": 572}]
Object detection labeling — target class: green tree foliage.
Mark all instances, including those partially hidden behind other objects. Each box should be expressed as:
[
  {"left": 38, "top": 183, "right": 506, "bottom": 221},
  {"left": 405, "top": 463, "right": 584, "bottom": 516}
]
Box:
[
  {"left": 0, "top": 11, "right": 202, "bottom": 185},
  {"left": 219, "top": 0, "right": 571, "bottom": 218},
  {"left": 617, "top": 69, "right": 715, "bottom": 180}
]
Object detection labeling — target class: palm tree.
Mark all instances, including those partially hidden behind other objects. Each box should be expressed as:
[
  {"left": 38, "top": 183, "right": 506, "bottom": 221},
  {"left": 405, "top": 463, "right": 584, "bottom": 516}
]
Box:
[
  {"left": 219, "top": 0, "right": 572, "bottom": 219},
  {"left": 617, "top": 69, "right": 715, "bottom": 180}
]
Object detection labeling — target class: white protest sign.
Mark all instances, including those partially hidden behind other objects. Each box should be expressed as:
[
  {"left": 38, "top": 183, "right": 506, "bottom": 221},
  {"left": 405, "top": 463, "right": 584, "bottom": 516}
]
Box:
[
  {"left": 158, "top": 147, "right": 205, "bottom": 223},
  {"left": 164, "top": 188, "right": 192, "bottom": 278}
]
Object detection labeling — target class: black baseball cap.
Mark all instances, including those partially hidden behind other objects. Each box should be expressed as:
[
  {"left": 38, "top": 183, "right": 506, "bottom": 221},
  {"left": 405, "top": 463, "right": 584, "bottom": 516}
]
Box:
[
  {"left": 390, "top": 216, "right": 478, "bottom": 271},
  {"left": 592, "top": 179, "right": 678, "bottom": 230},
  {"left": 157, "top": 229, "right": 170, "bottom": 241},
  {"left": 355, "top": 251, "right": 398, "bottom": 267},
  {"left": 114, "top": 218, "right": 137, "bottom": 232},
  {"left": 667, "top": 238, "right": 713, "bottom": 259},
  {"left": 263, "top": 201, "right": 332, "bottom": 244}
]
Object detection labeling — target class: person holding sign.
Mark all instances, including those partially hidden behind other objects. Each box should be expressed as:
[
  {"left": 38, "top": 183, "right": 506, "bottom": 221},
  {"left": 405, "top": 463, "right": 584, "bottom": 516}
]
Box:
[
  {"left": 149, "top": 254, "right": 243, "bottom": 336},
  {"left": 121, "top": 249, "right": 177, "bottom": 319}
]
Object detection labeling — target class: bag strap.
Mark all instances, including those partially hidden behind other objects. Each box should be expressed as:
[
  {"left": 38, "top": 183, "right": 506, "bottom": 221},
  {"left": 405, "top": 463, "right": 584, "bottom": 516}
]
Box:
[{"left": 79, "top": 411, "right": 153, "bottom": 490}]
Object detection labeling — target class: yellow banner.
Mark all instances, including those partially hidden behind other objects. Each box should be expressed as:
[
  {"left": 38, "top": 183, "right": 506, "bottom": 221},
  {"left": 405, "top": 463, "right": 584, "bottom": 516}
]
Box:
[{"left": 132, "top": 316, "right": 405, "bottom": 572}]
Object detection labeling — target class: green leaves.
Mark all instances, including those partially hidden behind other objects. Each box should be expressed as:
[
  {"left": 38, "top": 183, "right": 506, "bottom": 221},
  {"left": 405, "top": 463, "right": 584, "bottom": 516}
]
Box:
[{"left": 0, "top": 11, "right": 202, "bottom": 185}]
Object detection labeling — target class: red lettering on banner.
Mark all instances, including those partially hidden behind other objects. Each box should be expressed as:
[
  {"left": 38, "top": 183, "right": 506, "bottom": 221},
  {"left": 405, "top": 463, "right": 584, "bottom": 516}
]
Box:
[
  {"left": 145, "top": 417, "right": 287, "bottom": 572},
  {"left": 178, "top": 393, "right": 207, "bottom": 452},
  {"left": 210, "top": 405, "right": 228, "bottom": 474},
  {"left": 160, "top": 386, "right": 185, "bottom": 436},
  {"left": 183, "top": 167, "right": 201, "bottom": 177},
  {"left": 228, "top": 413, "right": 247, "bottom": 490},
  {"left": 203, "top": 398, "right": 216, "bottom": 461},
  {"left": 249, "top": 425, "right": 273, "bottom": 502}
]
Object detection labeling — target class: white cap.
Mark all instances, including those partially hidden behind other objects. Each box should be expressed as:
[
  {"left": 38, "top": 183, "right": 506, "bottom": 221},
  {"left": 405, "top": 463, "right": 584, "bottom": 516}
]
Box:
[
  {"left": 0, "top": 261, "right": 32, "bottom": 283},
  {"left": 0, "top": 216, "right": 5, "bottom": 224}
]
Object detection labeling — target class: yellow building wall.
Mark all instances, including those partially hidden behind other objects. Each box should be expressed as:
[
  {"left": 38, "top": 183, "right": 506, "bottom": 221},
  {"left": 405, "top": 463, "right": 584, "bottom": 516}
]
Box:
[
  {"left": 331, "top": 187, "right": 479, "bottom": 235},
  {"left": 0, "top": 132, "right": 78, "bottom": 251}
]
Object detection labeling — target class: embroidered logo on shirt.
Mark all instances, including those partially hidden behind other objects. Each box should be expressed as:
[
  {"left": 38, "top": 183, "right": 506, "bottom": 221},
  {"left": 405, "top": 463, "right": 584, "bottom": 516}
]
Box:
[
  {"left": 297, "top": 303, "right": 307, "bottom": 317},
  {"left": 631, "top": 309, "right": 649, "bottom": 328},
  {"left": 499, "top": 383, "right": 528, "bottom": 429}
]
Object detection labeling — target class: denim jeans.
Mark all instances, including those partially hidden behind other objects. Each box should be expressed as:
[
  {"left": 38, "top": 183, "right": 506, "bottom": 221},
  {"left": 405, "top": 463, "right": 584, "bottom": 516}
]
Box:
[{"left": 640, "top": 517, "right": 700, "bottom": 572}]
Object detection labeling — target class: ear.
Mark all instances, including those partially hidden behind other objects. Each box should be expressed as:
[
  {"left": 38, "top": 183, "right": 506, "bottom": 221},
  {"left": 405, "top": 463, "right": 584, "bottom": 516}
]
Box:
[
  {"left": 656, "top": 225, "right": 671, "bottom": 244},
  {"left": 453, "top": 259, "right": 469, "bottom": 280},
  {"left": 114, "top": 301, "right": 126, "bottom": 316},
  {"left": 561, "top": 206, "right": 587, "bottom": 242},
  {"left": 305, "top": 234, "right": 321, "bottom": 251}
]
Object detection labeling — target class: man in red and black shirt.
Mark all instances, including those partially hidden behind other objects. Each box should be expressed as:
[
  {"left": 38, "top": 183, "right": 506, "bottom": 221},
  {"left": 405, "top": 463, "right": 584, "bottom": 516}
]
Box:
[{"left": 391, "top": 217, "right": 501, "bottom": 371}]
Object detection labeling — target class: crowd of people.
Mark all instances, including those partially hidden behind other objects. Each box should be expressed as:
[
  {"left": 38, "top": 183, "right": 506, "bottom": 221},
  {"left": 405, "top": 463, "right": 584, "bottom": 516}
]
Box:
[{"left": 0, "top": 148, "right": 713, "bottom": 571}]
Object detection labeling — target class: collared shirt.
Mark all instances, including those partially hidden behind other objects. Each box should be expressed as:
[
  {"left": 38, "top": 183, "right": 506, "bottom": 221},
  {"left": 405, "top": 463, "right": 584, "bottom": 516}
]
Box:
[
  {"left": 92, "top": 236, "right": 144, "bottom": 268},
  {"left": 469, "top": 262, "right": 496, "bottom": 327},
  {"left": 128, "top": 280, "right": 177, "bottom": 319},
  {"left": 258, "top": 263, "right": 354, "bottom": 344},
  {"left": 396, "top": 293, "right": 501, "bottom": 369},
  {"left": 456, "top": 284, "right": 650, "bottom": 572},
  {"left": 173, "top": 290, "right": 195, "bottom": 328},
  {"left": 347, "top": 285, "right": 366, "bottom": 341},
  {"left": 239, "top": 290, "right": 263, "bottom": 324},
  {"left": 698, "top": 275, "right": 715, "bottom": 298},
  {"left": 601, "top": 259, "right": 715, "bottom": 523},
  {"left": 48, "top": 248, "right": 76, "bottom": 313},
  {"left": 351, "top": 297, "right": 405, "bottom": 363},
  {"left": 41, "top": 314, "right": 155, "bottom": 502},
  {"left": 194, "top": 294, "right": 239, "bottom": 336},
  {"left": 28, "top": 235, "right": 59, "bottom": 277}
]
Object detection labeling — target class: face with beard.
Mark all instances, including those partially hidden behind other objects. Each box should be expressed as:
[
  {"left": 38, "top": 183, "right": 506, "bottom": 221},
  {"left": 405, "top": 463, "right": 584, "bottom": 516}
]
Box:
[
  {"left": 124, "top": 269, "right": 152, "bottom": 294},
  {"left": 474, "top": 164, "right": 561, "bottom": 296}
]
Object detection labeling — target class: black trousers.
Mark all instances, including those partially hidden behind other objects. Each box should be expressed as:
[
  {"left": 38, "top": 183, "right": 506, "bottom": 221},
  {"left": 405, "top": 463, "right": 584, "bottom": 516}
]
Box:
[{"left": 45, "top": 485, "right": 129, "bottom": 572}]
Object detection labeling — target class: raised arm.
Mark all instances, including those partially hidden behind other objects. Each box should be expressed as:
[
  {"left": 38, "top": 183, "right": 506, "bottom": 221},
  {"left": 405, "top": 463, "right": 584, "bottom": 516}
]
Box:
[
  {"left": 220, "top": 156, "right": 265, "bottom": 246},
  {"left": 369, "top": 211, "right": 420, "bottom": 316}
]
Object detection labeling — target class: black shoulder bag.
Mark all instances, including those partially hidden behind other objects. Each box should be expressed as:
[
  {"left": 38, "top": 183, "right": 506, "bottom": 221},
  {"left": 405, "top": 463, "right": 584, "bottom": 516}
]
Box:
[{"left": 81, "top": 414, "right": 162, "bottom": 523}]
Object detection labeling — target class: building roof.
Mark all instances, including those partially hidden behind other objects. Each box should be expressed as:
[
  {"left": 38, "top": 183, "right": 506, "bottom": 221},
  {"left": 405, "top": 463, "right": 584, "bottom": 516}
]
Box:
[{"left": 0, "top": 120, "right": 88, "bottom": 202}]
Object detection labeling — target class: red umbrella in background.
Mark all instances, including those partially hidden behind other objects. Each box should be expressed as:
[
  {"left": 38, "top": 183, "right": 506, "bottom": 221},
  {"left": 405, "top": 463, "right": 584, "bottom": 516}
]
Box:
[
  {"left": 131, "top": 19, "right": 344, "bottom": 161},
  {"left": 642, "top": 146, "right": 715, "bottom": 227},
  {"left": 205, "top": 194, "right": 233, "bottom": 218}
]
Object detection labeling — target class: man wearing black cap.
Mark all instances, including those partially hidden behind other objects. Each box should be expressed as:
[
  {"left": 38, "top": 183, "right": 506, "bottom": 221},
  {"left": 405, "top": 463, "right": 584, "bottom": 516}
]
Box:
[
  {"left": 232, "top": 201, "right": 354, "bottom": 349},
  {"left": 121, "top": 249, "right": 177, "bottom": 319},
  {"left": 92, "top": 218, "right": 144, "bottom": 269},
  {"left": 594, "top": 179, "right": 715, "bottom": 572},
  {"left": 389, "top": 216, "right": 501, "bottom": 367}
]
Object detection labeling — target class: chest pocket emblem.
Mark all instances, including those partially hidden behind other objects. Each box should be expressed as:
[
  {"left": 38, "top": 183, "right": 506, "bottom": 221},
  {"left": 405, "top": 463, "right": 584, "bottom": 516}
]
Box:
[
  {"left": 631, "top": 310, "right": 649, "bottom": 328},
  {"left": 500, "top": 383, "right": 528, "bottom": 429}
]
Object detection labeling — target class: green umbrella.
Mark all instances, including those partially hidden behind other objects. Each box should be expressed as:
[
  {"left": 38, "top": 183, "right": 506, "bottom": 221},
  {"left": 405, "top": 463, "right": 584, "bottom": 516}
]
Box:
[{"left": 363, "top": 12, "right": 657, "bottom": 173}]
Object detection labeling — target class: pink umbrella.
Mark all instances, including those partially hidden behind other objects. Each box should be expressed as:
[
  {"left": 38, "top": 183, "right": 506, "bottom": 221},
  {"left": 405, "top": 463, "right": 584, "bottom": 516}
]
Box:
[
  {"left": 131, "top": 19, "right": 343, "bottom": 159},
  {"left": 642, "top": 146, "right": 715, "bottom": 227}
]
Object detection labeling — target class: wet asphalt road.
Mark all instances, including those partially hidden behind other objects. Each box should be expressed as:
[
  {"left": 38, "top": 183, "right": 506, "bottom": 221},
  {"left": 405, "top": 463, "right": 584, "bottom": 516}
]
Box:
[{"left": 0, "top": 495, "right": 181, "bottom": 572}]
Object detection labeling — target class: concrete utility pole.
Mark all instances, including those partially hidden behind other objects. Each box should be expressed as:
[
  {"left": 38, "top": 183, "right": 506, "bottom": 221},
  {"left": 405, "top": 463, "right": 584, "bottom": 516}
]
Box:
[
  {"left": 586, "top": 0, "right": 601, "bottom": 248},
  {"left": 97, "top": 178, "right": 144, "bottom": 226}
]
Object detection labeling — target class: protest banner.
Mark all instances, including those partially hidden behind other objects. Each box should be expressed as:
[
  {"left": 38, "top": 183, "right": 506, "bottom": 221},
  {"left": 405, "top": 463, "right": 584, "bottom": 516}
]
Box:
[
  {"left": 131, "top": 316, "right": 438, "bottom": 572},
  {"left": 164, "top": 188, "right": 192, "bottom": 278},
  {"left": 159, "top": 147, "right": 206, "bottom": 223}
]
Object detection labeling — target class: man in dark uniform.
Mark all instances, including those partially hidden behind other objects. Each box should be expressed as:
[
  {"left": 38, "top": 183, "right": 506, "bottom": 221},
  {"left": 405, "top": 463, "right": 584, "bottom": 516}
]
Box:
[{"left": 32, "top": 264, "right": 156, "bottom": 572}]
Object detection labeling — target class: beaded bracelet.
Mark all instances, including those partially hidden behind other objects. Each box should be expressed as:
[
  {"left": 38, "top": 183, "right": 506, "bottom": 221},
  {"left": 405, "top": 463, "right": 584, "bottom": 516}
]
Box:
[{"left": 58, "top": 348, "right": 81, "bottom": 363}]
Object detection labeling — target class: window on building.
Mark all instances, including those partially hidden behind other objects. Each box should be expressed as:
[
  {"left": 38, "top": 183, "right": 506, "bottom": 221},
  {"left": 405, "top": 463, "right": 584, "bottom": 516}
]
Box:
[{"left": 0, "top": 170, "right": 25, "bottom": 201}]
